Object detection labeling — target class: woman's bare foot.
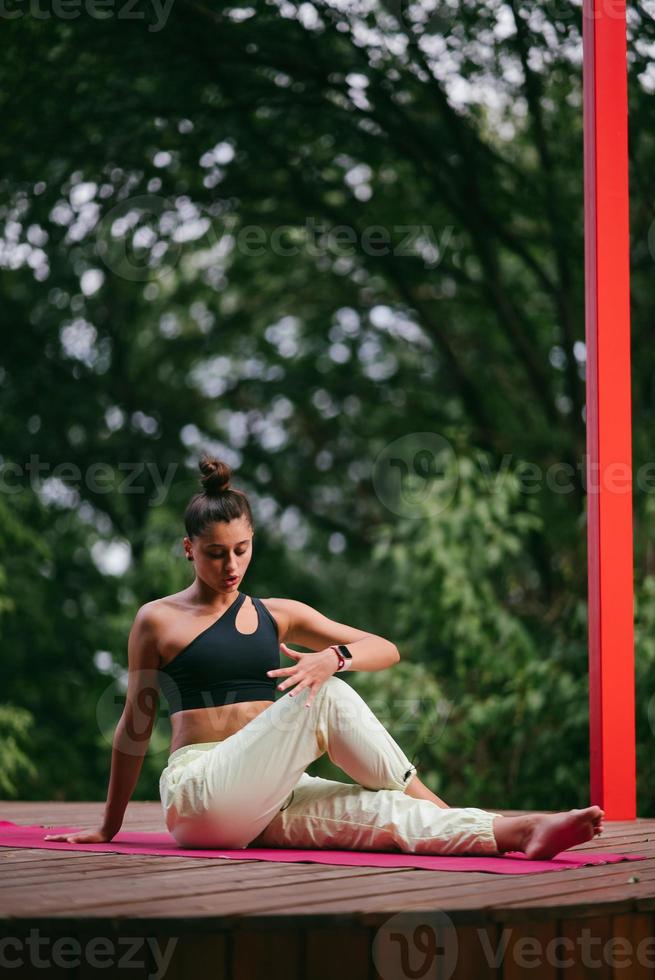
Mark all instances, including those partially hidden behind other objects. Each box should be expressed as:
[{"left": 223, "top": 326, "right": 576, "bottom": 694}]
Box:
[{"left": 494, "top": 806, "right": 605, "bottom": 859}]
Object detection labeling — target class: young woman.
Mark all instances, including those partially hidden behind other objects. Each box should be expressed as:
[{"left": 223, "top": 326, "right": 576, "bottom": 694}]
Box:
[{"left": 46, "top": 455, "right": 605, "bottom": 859}]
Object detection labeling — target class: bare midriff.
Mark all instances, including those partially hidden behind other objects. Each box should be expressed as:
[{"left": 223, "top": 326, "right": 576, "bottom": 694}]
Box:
[{"left": 168, "top": 700, "right": 275, "bottom": 755}]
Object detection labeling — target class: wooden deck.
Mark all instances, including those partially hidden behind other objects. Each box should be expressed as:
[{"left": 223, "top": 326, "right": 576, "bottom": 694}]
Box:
[{"left": 2, "top": 802, "right": 655, "bottom": 978}]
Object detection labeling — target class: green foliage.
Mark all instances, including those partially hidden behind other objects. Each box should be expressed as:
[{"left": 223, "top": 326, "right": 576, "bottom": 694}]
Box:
[
  {"left": 0, "top": 705, "right": 37, "bottom": 797},
  {"left": 634, "top": 575, "right": 655, "bottom": 816}
]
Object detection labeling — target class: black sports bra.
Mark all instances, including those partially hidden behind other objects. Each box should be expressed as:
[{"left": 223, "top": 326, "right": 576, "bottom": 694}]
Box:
[{"left": 158, "top": 592, "right": 279, "bottom": 715}]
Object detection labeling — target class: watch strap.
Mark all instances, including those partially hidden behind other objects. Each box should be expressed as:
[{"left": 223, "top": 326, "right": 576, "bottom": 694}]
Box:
[{"left": 330, "top": 645, "right": 351, "bottom": 671}]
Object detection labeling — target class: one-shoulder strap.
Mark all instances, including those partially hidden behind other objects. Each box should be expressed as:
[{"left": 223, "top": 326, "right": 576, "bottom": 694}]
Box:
[
  {"left": 253, "top": 597, "right": 280, "bottom": 639},
  {"left": 163, "top": 590, "right": 246, "bottom": 671}
]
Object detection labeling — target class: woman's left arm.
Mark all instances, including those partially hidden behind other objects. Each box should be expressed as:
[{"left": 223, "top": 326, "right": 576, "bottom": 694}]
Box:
[{"left": 265, "top": 598, "right": 399, "bottom": 705}]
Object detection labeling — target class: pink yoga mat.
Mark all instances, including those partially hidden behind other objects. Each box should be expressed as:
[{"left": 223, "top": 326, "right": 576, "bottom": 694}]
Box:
[{"left": 0, "top": 820, "right": 647, "bottom": 874}]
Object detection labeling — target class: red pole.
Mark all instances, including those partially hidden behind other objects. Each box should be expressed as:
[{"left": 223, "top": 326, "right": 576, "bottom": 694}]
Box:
[{"left": 582, "top": 0, "right": 636, "bottom": 819}]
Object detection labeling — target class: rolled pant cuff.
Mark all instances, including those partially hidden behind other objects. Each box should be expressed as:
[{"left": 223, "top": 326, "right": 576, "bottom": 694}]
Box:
[
  {"left": 480, "top": 811, "right": 504, "bottom": 855},
  {"left": 393, "top": 764, "right": 417, "bottom": 792}
]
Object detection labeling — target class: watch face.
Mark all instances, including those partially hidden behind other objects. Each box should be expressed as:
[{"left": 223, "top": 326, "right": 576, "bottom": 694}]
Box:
[{"left": 337, "top": 644, "right": 352, "bottom": 659}]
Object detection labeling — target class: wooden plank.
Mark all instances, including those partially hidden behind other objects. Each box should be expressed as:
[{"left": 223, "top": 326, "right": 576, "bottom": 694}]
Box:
[
  {"left": 244, "top": 868, "right": 648, "bottom": 918},
  {"left": 609, "top": 913, "right": 655, "bottom": 979},
  {"left": 3, "top": 859, "right": 396, "bottom": 903},
  {"left": 304, "top": 926, "right": 371, "bottom": 980},
  {"left": 0, "top": 866, "right": 409, "bottom": 918},
  {"left": 501, "top": 919, "right": 558, "bottom": 979},
  {"left": 496, "top": 881, "right": 649, "bottom": 912},
  {"left": 144, "top": 931, "right": 228, "bottom": 980},
  {"left": 245, "top": 859, "right": 654, "bottom": 916},
  {"left": 68, "top": 868, "right": 638, "bottom": 921},
  {"left": 573, "top": 833, "right": 655, "bottom": 847},
  {"left": 5, "top": 856, "right": 341, "bottom": 886},
  {"left": 232, "top": 928, "right": 302, "bottom": 980},
  {"left": 0, "top": 851, "right": 112, "bottom": 867},
  {"left": 453, "top": 924, "right": 499, "bottom": 979},
  {"left": 556, "top": 914, "right": 612, "bottom": 978}
]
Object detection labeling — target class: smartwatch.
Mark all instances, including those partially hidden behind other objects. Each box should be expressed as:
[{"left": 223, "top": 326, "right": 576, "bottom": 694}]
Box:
[{"left": 331, "top": 644, "right": 353, "bottom": 672}]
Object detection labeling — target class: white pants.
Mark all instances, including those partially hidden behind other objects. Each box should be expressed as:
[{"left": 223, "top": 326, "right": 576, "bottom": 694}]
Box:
[{"left": 159, "top": 675, "right": 503, "bottom": 855}]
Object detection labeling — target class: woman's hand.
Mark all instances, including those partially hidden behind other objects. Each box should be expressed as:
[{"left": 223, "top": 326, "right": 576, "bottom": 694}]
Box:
[
  {"left": 267, "top": 643, "right": 339, "bottom": 707},
  {"left": 43, "top": 827, "right": 116, "bottom": 844}
]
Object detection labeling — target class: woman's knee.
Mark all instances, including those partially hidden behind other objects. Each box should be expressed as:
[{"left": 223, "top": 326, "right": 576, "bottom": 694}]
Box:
[
  {"left": 300, "top": 673, "right": 347, "bottom": 710},
  {"left": 320, "top": 674, "right": 344, "bottom": 694},
  {"left": 321, "top": 674, "right": 362, "bottom": 700},
  {"left": 320, "top": 673, "right": 370, "bottom": 717}
]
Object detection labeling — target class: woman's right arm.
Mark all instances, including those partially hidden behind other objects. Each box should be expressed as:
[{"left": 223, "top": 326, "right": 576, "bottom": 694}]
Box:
[{"left": 44, "top": 605, "right": 161, "bottom": 843}]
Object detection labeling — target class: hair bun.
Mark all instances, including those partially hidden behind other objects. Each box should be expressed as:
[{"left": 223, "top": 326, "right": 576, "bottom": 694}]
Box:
[{"left": 198, "top": 454, "right": 231, "bottom": 496}]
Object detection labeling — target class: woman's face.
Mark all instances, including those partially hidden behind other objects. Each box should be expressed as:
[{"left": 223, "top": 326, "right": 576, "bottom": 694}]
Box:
[{"left": 184, "top": 516, "right": 253, "bottom": 593}]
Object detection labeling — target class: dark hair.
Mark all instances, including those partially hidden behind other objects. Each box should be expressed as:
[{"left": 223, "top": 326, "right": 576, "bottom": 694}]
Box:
[{"left": 183, "top": 453, "right": 255, "bottom": 539}]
